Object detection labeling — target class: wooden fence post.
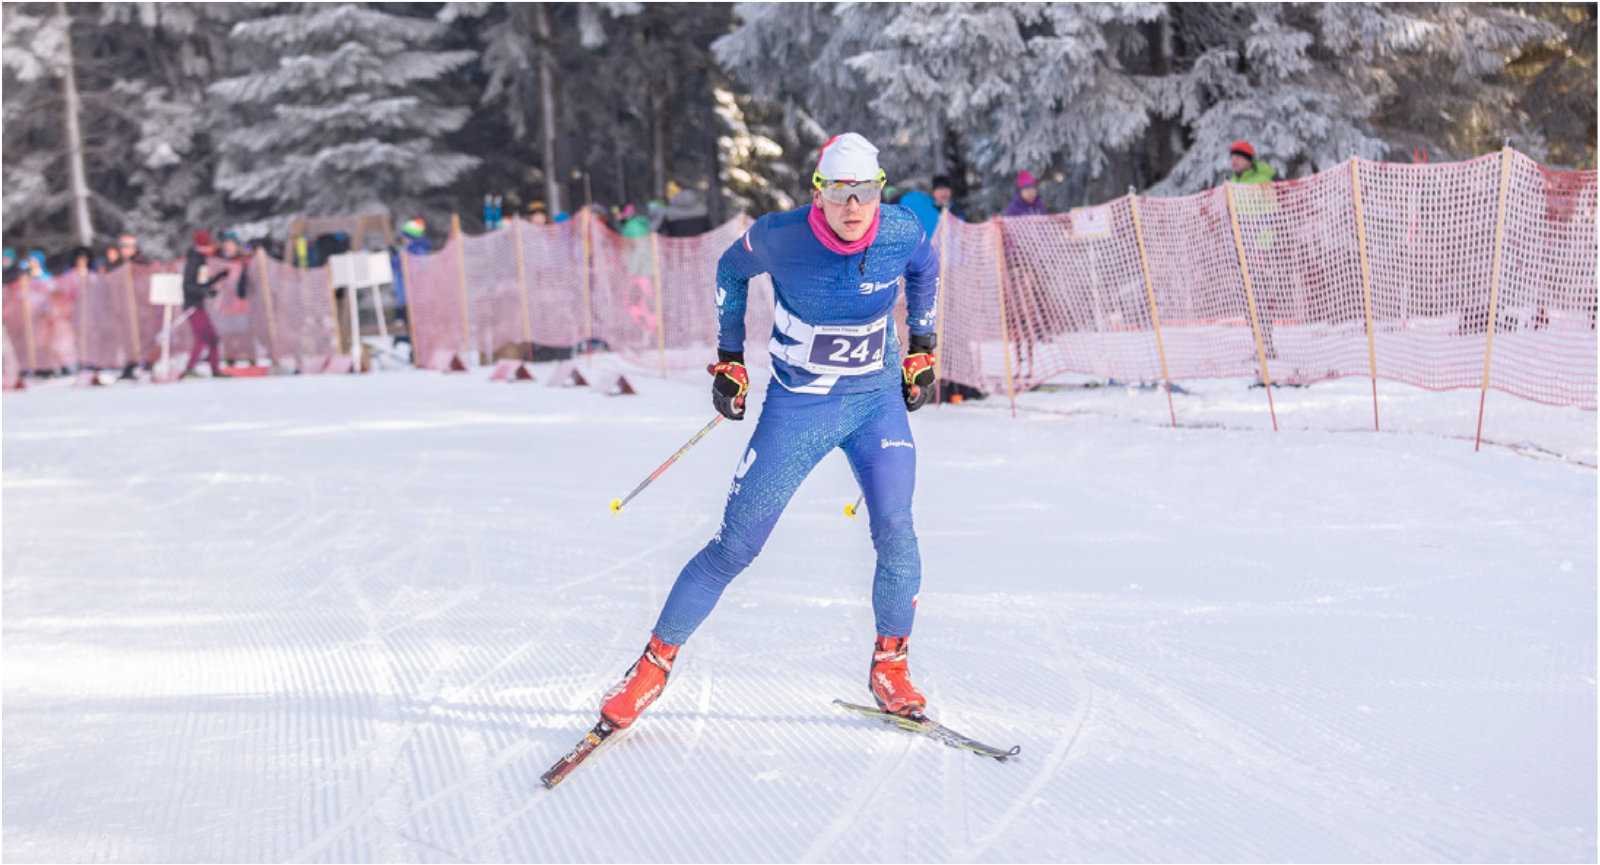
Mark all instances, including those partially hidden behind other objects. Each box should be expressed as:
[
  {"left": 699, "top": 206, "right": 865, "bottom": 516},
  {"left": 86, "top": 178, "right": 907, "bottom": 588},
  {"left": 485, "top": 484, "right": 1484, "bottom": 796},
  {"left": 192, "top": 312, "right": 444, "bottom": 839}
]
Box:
[
  {"left": 1474, "top": 146, "right": 1516, "bottom": 452},
  {"left": 989, "top": 219, "right": 1017, "bottom": 418},
  {"left": 1349, "top": 156, "right": 1381, "bottom": 431},
  {"left": 1224, "top": 182, "right": 1278, "bottom": 431},
  {"left": 1128, "top": 191, "right": 1177, "bottom": 426}
]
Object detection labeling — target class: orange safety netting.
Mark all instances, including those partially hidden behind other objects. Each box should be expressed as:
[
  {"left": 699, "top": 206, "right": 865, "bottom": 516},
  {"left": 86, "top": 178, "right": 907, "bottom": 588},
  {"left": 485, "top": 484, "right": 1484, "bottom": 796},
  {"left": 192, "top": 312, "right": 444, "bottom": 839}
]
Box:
[
  {"left": 3, "top": 258, "right": 342, "bottom": 375},
  {"left": 8, "top": 151, "right": 1594, "bottom": 411}
]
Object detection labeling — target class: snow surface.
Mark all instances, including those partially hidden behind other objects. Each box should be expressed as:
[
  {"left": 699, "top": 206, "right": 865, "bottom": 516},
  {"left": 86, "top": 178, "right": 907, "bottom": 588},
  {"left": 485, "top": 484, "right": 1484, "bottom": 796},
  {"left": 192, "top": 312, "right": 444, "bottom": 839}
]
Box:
[{"left": 3, "top": 360, "right": 1595, "bottom": 863}]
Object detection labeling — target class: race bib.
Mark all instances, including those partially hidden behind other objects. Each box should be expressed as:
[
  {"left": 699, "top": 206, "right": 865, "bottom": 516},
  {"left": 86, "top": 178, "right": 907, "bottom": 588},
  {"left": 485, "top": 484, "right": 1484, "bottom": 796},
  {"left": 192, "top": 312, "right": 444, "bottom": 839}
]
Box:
[{"left": 802, "top": 318, "right": 887, "bottom": 375}]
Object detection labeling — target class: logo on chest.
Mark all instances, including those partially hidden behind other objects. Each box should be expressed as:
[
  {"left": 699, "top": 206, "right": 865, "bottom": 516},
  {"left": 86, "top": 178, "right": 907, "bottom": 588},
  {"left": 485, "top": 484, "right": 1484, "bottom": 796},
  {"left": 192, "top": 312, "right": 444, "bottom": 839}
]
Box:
[{"left": 858, "top": 279, "right": 897, "bottom": 295}]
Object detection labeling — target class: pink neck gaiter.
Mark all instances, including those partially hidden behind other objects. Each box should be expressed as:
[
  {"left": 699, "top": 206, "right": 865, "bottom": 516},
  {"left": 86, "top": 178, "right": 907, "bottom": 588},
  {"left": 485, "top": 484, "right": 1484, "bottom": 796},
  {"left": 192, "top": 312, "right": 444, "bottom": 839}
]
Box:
[{"left": 807, "top": 204, "right": 879, "bottom": 255}]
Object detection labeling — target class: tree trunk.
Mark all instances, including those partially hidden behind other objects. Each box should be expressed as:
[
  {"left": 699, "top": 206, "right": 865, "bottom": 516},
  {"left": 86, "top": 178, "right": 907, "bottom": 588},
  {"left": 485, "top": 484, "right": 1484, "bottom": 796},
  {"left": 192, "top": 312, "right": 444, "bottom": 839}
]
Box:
[
  {"left": 58, "top": 2, "right": 93, "bottom": 248},
  {"left": 532, "top": 4, "right": 562, "bottom": 213},
  {"left": 649, "top": 88, "right": 667, "bottom": 201}
]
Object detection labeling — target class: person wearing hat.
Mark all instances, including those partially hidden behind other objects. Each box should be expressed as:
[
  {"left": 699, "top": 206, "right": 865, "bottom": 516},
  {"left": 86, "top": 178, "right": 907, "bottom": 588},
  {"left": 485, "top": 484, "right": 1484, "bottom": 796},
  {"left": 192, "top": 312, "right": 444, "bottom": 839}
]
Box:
[
  {"left": 389, "top": 219, "right": 431, "bottom": 333},
  {"left": 1228, "top": 140, "right": 1275, "bottom": 184},
  {"left": 181, "top": 230, "right": 229, "bottom": 378},
  {"left": 1004, "top": 170, "right": 1049, "bottom": 217},
  {"left": 931, "top": 174, "right": 967, "bottom": 222},
  {"left": 1227, "top": 141, "right": 1282, "bottom": 359},
  {"left": 2, "top": 248, "right": 20, "bottom": 283},
  {"left": 595, "top": 131, "right": 942, "bottom": 736},
  {"left": 525, "top": 200, "right": 550, "bottom": 226}
]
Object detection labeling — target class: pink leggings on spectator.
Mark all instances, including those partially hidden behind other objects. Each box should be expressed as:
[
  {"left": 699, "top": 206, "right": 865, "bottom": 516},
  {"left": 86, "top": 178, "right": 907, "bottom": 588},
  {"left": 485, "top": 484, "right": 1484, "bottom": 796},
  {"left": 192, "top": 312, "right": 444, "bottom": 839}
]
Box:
[{"left": 186, "top": 308, "right": 220, "bottom": 373}]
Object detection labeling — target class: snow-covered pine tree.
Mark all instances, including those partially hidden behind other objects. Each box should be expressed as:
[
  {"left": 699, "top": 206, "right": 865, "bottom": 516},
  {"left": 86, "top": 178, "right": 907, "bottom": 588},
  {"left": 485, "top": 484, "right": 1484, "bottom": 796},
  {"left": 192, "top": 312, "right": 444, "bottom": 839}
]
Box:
[
  {"left": 1148, "top": 3, "right": 1559, "bottom": 195},
  {"left": 712, "top": 3, "right": 890, "bottom": 204},
  {"left": 3, "top": 4, "right": 72, "bottom": 251},
  {"left": 209, "top": 4, "right": 479, "bottom": 228},
  {"left": 847, "top": 2, "right": 1161, "bottom": 213}
]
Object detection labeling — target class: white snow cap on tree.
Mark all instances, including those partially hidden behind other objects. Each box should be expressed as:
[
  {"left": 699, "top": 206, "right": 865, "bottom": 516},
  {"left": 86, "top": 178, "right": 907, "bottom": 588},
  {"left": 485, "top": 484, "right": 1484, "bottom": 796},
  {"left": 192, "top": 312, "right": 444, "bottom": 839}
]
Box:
[{"left": 816, "top": 132, "right": 881, "bottom": 181}]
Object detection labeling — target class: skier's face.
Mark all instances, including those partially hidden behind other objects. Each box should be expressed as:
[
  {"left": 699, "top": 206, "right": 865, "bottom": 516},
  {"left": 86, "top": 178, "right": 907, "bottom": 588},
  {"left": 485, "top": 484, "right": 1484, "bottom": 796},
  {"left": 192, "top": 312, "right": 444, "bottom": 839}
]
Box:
[{"left": 813, "top": 189, "right": 878, "bottom": 243}]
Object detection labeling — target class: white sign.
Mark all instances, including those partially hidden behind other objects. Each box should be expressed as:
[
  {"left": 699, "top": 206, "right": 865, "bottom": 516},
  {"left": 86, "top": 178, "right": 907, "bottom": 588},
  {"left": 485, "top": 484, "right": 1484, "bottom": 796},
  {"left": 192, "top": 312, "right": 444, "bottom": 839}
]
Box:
[
  {"left": 1070, "top": 205, "right": 1113, "bottom": 239},
  {"left": 329, "top": 251, "right": 393, "bottom": 289},
  {"left": 149, "top": 273, "right": 184, "bottom": 306}
]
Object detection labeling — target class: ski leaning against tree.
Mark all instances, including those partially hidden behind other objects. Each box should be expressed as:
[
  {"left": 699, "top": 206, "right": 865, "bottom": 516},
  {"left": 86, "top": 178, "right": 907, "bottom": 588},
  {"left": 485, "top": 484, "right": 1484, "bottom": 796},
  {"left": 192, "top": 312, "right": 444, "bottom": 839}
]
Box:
[{"left": 544, "top": 132, "right": 968, "bottom": 788}]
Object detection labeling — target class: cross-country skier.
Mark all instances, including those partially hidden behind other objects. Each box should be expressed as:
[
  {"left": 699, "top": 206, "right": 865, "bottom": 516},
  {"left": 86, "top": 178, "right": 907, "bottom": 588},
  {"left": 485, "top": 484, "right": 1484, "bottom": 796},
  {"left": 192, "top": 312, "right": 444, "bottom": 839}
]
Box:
[{"left": 600, "top": 132, "right": 941, "bottom": 730}]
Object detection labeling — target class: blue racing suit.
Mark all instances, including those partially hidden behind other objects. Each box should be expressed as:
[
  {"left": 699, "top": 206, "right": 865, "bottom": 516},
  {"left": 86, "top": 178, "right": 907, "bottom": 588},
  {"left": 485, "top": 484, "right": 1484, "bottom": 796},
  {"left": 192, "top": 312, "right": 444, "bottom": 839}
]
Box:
[{"left": 653, "top": 204, "right": 940, "bottom": 644}]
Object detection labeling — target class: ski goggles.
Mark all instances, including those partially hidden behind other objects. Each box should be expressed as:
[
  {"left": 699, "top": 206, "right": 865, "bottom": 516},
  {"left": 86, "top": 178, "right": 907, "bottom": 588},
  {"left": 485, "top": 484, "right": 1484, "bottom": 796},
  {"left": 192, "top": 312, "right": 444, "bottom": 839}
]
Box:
[{"left": 812, "top": 170, "right": 887, "bottom": 205}]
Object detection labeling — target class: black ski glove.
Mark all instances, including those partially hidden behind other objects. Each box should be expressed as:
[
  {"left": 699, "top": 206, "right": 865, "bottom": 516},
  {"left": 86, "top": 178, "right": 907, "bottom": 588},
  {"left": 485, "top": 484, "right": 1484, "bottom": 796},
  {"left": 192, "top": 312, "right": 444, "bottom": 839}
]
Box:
[
  {"left": 708, "top": 349, "right": 749, "bottom": 420},
  {"left": 902, "top": 333, "right": 937, "bottom": 412}
]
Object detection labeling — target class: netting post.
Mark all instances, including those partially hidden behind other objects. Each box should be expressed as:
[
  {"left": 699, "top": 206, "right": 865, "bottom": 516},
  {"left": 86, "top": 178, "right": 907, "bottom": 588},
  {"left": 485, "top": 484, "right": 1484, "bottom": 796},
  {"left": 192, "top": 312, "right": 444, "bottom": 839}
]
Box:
[
  {"left": 323, "top": 244, "right": 341, "bottom": 357},
  {"left": 1128, "top": 190, "right": 1177, "bottom": 427},
  {"left": 989, "top": 218, "right": 1017, "bottom": 418},
  {"left": 122, "top": 264, "right": 141, "bottom": 369},
  {"left": 75, "top": 261, "right": 89, "bottom": 370},
  {"left": 581, "top": 208, "right": 594, "bottom": 365},
  {"left": 19, "top": 273, "right": 37, "bottom": 372},
  {"left": 1349, "top": 156, "right": 1380, "bottom": 431},
  {"left": 1475, "top": 146, "right": 1516, "bottom": 452},
  {"left": 1224, "top": 182, "right": 1278, "bottom": 431},
  {"left": 934, "top": 214, "right": 950, "bottom": 407},
  {"left": 452, "top": 213, "right": 471, "bottom": 362},
  {"left": 650, "top": 230, "right": 666, "bottom": 378},
  {"left": 512, "top": 216, "right": 533, "bottom": 350},
  {"left": 257, "top": 253, "right": 278, "bottom": 367}
]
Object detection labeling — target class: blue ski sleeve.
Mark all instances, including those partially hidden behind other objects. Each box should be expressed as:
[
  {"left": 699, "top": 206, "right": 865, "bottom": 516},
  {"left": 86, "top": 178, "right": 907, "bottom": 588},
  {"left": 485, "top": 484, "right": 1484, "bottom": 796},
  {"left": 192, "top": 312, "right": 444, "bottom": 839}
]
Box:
[
  {"left": 716, "top": 221, "right": 768, "bottom": 353},
  {"left": 903, "top": 233, "right": 939, "bottom": 335}
]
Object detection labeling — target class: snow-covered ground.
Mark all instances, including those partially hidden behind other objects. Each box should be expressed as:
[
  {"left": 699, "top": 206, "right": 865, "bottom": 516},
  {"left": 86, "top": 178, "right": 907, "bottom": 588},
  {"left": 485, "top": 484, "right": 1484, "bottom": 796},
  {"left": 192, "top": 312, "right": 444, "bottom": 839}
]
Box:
[{"left": 3, "top": 359, "right": 1595, "bottom": 863}]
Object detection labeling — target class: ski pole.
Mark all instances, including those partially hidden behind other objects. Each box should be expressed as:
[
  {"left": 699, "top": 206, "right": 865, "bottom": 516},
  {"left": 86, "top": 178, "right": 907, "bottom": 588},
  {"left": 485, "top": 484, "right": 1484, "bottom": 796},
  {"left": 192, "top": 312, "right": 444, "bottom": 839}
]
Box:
[
  {"left": 610, "top": 414, "right": 724, "bottom": 514},
  {"left": 844, "top": 493, "right": 864, "bottom": 519}
]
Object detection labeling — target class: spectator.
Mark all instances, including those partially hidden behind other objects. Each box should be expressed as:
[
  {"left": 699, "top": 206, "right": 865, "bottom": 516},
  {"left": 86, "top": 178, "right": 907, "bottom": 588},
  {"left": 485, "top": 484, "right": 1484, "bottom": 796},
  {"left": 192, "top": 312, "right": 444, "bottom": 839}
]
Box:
[
  {"left": 180, "top": 230, "right": 228, "bottom": 379},
  {"left": 2, "top": 248, "right": 19, "bottom": 283},
  {"left": 389, "top": 219, "right": 431, "bottom": 338},
  {"left": 661, "top": 185, "right": 712, "bottom": 237},
  {"left": 219, "top": 231, "right": 251, "bottom": 300},
  {"left": 69, "top": 246, "right": 93, "bottom": 272},
  {"left": 931, "top": 174, "right": 967, "bottom": 222},
  {"left": 1228, "top": 140, "right": 1275, "bottom": 184},
  {"left": 897, "top": 188, "right": 941, "bottom": 239},
  {"left": 95, "top": 243, "right": 121, "bottom": 272},
  {"left": 25, "top": 250, "right": 52, "bottom": 280},
  {"left": 525, "top": 201, "right": 550, "bottom": 225},
  {"left": 1003, "top": 171, "right": 1049, "bottom": 217},
  {"left": 1227, "top": 140, "right": 1280, "bottom": 359},
  {"left": 115, "top": 233, "right": 150, "bottom": 266}
]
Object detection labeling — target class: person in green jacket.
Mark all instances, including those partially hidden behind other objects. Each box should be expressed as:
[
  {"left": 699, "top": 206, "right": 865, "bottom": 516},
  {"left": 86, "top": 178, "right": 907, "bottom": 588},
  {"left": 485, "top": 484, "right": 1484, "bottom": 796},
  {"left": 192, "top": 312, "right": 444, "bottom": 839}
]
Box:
[
  {"left": 1228, "top": 140, "right": 1281, "bottom": 359},
  {"left": 1229, "top": 140, "right": 1275, "bottom": 184}
]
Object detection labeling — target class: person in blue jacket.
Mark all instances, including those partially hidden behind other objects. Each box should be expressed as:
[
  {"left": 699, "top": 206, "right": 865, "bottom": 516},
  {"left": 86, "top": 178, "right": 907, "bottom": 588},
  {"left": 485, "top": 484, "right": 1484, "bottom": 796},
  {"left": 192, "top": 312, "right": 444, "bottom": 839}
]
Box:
[
  {"left": 599, "top": 132, "right": 942, "bottom": 731},
  {"left": 389, "top": 219, "right": 431, "bottom": 341}
]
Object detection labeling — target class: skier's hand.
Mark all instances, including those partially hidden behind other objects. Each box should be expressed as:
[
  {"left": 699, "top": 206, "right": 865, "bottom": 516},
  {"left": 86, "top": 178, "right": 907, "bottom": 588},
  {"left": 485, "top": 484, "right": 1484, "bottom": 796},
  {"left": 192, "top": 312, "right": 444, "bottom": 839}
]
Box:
[
  {"left": 709, "top": 349, "right": 749, "bottom": 421},
  {"left": 902, "top": 333, "right": 937, "bottom": 412}
]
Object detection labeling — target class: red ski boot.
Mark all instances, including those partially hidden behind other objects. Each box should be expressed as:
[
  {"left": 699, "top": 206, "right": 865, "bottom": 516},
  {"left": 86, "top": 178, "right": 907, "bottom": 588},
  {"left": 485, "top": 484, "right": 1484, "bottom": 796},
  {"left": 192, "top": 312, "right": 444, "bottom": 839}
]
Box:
[
  {"left": 870, "top": 635, "right": 927, "bottom": 717},
  {"left": 600, "top": 634, "right": 680, "bottom": 729}
]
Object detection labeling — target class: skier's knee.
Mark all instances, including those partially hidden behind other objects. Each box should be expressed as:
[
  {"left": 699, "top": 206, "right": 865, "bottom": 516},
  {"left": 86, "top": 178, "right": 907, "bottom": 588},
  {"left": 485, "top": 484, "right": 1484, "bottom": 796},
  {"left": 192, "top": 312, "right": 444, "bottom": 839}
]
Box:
[
  {"left": 869, "top": 510, "right": 918, "bottom": 558},
  {"left": 700, "top": 531, "right": 763, "bottom": 585}
]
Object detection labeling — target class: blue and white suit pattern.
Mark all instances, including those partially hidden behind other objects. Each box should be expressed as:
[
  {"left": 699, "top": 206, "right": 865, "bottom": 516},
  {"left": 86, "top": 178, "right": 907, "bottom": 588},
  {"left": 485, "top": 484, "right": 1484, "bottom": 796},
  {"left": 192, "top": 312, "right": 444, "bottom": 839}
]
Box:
[{"left": 652, "top": 204, "right": 940, "bottom": 645}]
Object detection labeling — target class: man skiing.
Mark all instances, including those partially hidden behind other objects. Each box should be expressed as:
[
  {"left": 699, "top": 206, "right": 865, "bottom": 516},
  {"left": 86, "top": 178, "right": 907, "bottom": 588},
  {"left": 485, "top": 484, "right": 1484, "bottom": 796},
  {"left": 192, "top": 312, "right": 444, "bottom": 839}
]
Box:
[{"left": 600, "top": 132, "right": 941, "bottom": 730}]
